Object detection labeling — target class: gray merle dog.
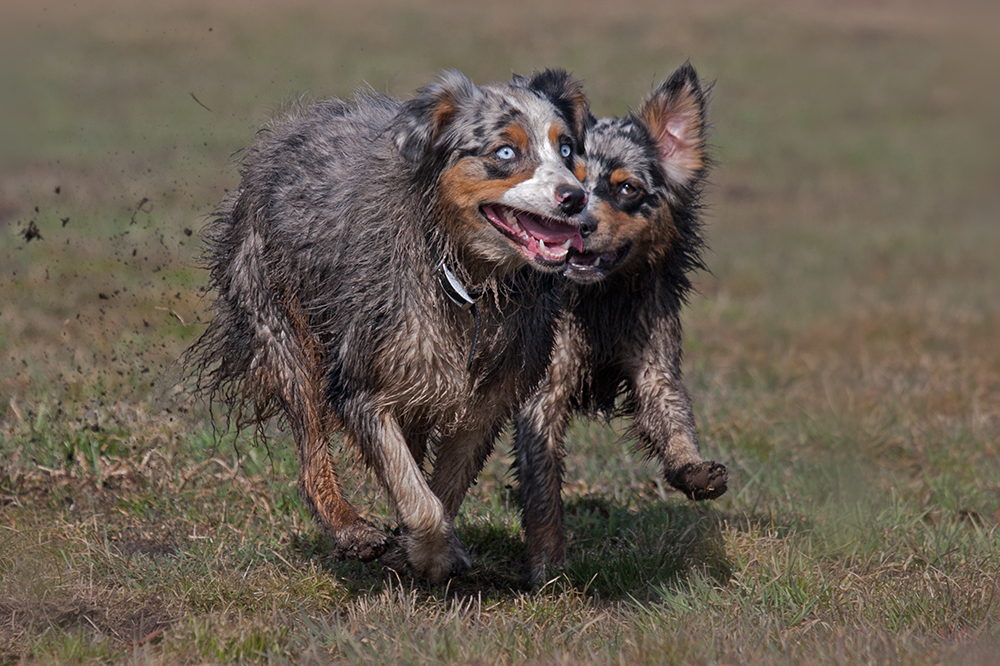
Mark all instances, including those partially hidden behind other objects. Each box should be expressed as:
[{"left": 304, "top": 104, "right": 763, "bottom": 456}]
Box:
[
  {"left": 189, "top": 70, "right": 592, "bottom": 582},
  {"left": 513, "top": 63, "right": 729, "bottom": 584}
]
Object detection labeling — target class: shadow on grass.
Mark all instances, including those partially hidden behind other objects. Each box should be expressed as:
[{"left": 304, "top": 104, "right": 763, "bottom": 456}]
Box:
[
  {"left": 287, "top": 533, "right": 390, "bottom": 594},
  {"left": 561, "top": 496, "right": 733, "bottom": 600},
  {"left": 289, "top": 526, "right": 533, "bottom": 598},
  {"left": 289, "top": 496, "right": 750, "bottom": 602}
]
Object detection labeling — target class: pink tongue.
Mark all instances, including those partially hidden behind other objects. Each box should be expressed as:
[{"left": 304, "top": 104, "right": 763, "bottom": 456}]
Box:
[{"left": 517, "top": 213, "right": 584, "bottom": 251}]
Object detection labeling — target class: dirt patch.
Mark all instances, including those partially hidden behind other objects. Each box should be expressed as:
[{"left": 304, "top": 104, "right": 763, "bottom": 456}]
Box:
[
  {"left": 0, "top": 595, "right": 172, "bottom": 651},
  {"left": 112, "top": 540, "right": 179, "bottom": 559}
]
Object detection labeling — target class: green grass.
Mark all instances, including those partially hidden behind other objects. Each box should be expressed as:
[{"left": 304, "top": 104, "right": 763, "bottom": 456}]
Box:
[{"left": 2, "top": 1, "right": 999, "bottom": 663}]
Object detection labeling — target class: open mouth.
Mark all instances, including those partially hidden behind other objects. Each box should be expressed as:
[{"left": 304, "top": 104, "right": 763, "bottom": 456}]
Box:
[
  {"left": 482, "top": 205, "right": 585, "bottom": 266},
  {"left": 563, "top": 244, "right": 631, "bottom": 282}
]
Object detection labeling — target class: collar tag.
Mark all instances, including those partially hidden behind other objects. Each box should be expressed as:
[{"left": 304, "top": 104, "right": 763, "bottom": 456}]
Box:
[{"left": 436, "top": 260, "right": 476, "bottom": 310}]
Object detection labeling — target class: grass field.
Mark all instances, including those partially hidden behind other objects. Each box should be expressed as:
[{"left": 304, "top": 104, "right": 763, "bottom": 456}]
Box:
[{"left": 2, "top": 1, "right": 999, "bottom": 663}]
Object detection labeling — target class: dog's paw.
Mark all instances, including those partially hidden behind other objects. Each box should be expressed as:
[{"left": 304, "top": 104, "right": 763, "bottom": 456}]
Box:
[
  {"left": 378, "top": 536, "right": 411, "bottom": 577},
  {"left": 526, "top": 541, "right": 565, "bottom": 588},
  {"left": 667, "top": 461, "right": 729, "bottom": 501},
  {"left": 331, "top": 520, "right": 391, "bottom": 562},
  {"left": 447, "top": 531, "right": 472, "bottom": 578},
  {"left": 378, "top": 527, "right": 470, "bottom": 583},
  {"left": 528, "top": 561, "right": 561, "bottom": 589}
]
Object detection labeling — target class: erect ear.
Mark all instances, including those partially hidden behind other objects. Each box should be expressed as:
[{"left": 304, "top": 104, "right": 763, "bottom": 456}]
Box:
[
  {"left": 393, "top": 70, "right": 477, "bottom": 163},
  {"left": 633, "top": 62, "right": 709, "bottom": 188},
  {"left": 522, "top": 69, "right": 591, "bottom": 146}
]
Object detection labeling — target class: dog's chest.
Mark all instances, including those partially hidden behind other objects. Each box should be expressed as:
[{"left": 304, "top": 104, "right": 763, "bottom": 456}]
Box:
[{"left": 383, "top": 297, "right": 550, "bottom": 427}]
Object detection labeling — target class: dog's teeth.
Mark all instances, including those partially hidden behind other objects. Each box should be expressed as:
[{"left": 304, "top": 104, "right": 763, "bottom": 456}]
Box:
[
  {"left": 504, "top": 209, "right": 521, "bottom": 231},
  {"left": 538, "top": 238, "right": 546, "bottom": 252},
  {"left": 562, "top": 239, "right": 573, "bottom": 250}
]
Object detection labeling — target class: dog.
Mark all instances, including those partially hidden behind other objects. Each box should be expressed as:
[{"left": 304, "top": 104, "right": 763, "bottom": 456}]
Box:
[
  {"left": 188, "top": 70, "right": 592, "bottom": 583},
  {"left": 512, "top": 63, "right": 729, "bottom": 584}
]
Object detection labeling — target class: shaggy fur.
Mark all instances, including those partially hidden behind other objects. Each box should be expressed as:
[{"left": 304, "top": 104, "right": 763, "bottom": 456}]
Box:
[
  {"left": 513, "top": 63, "right": 729, "bottom": 584},
  {"left": 188, "top": 70, "right": 592, "bottom": 582}
]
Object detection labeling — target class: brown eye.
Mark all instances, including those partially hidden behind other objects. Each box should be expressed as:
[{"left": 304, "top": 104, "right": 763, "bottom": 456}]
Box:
[{"left": 618, "top": 182, "right": 638, "bottom": 196}]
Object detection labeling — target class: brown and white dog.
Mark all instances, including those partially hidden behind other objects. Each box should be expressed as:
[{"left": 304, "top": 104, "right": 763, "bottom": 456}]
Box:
[
  {"left": 514, "top": 63, "right": 729, "bottom": 584},
  {"left": 189, "top": 70, "right": 592, "bottom": 582}
]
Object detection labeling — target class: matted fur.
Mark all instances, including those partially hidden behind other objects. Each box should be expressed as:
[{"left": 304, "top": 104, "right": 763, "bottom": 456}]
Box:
[
  {"left": 188, "top": 70, "right": 591, "bottom": 582},
  {"left": 513, "top": 63, "right": 729, "bottom": 584}
]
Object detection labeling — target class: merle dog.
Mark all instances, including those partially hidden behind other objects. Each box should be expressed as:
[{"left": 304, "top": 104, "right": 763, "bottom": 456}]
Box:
[
  {"left": 514, "top": 63, "right": 728, "bottom": 583},
  {"left": 190, "top": 70, "right": 592, "bottom": 582}
]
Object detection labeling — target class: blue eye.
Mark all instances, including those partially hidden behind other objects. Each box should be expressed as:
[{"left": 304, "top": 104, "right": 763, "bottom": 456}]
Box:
[
  {"left": 560, "top": 144, "right": 572, "bottom": 158},
  {"left": 495, "top": 146, "right": 516, "bottom": 160}
]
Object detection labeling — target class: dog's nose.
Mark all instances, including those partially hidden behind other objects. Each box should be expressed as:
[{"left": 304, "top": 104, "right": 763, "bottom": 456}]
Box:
[
  {"left": 556, "top": 185, "right": 587, "bottom": 216},
  {"left": 578, "top": 214, "right": 598, "bottom": 238}
]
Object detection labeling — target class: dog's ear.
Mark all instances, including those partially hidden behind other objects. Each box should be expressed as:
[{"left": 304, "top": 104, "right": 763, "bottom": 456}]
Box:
[
  {"left": 523, "top": 69, "right": 591, "bottom": 145},
  {"left": 394, "top": 70, "right": 477, "bottom": 163},
  {"left": 633, "top": 62, "right": 709, "bottom": 188}
]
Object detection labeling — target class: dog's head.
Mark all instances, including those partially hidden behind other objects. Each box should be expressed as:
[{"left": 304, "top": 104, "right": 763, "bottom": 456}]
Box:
[
  {"left": 393, "top": 69, "right": 591, "bottom": 273},
  {"left": 564, "top": 63, "right": 710, "bottom": 284}
]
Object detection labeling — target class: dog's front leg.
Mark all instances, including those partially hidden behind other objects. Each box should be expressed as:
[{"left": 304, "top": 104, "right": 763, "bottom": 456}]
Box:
[
  {"left": 630, "top": 313, "right": 728, "bottom": 501},
  {"left": 512, "top": 315, "right": 585, "bottom": 586},
  {"left": 514, "top": 381, "right": 573, "bottom": 587},
  {"left": 355, "top": 408, "right": 463, "bottom": 583}
]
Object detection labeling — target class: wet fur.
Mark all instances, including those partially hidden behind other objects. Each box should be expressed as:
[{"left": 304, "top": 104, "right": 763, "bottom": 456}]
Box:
[
  {"left": 513, "top": 63, "right": 729, "bottom": 584},
  {"left": 188, "top": 70, "right": 590, "bottom": 582}
]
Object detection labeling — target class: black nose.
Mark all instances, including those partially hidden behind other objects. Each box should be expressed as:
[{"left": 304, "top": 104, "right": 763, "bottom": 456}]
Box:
[
  {"left": 556, "top": 184, "right": 587, "bottom": 216},
  {"left": 579, "top": 214, "right": 597, "bottom": 238}
]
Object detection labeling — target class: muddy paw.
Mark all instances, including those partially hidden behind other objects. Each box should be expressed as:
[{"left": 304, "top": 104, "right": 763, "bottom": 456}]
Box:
[
  {"left": 378, "top": 528, "right": 470, "bottom": 583},
  {"left": 378, "top": 536, "right": 411, "bottom": 577},
  {"left": 667, "top": 461, "right": 729, "bottom": 501},
  {"left": 331, "top": 520, "right": 391, "bottom": 562}
]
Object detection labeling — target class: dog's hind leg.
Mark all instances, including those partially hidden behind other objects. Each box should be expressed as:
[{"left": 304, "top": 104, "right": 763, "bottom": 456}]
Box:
[
  {"left": 429, "top": 421, "right": 502, "bottom": 521},
  {"left": 278, "top": 297, "right": 390, "bottom": 561},
  {"left": 207, "top": 226, "right": 388, "bottom": 560},
  {"left": 630, "top": 313, "right": 728, "bottom": 501},
  {"left": 417, "top": 420, "right": 512, "bottom": 577},
  {"left": 292, "top": 409, "right": 390, "bottom": 562}
]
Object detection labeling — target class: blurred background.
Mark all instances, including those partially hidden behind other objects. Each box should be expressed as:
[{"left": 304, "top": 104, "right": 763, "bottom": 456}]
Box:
[{"left": 1, "top": 1, "right": 999, "bottom": 661}]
